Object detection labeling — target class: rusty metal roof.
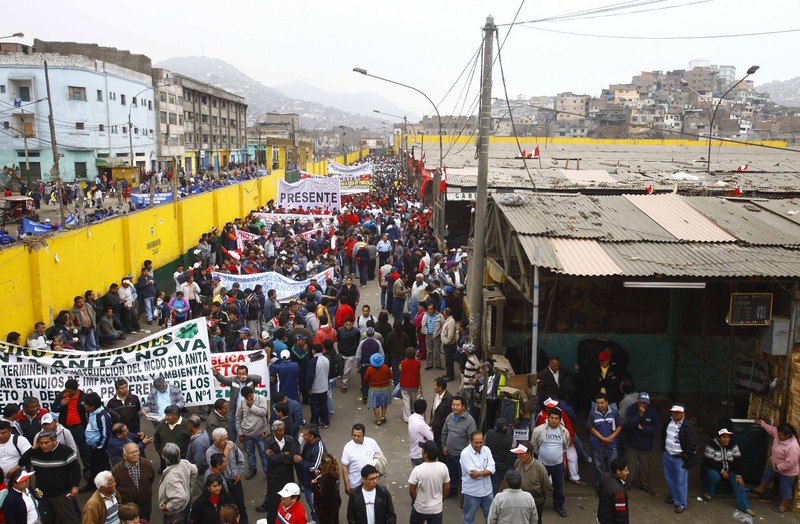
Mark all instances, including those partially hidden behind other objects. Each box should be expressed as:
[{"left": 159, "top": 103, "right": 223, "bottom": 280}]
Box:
[{"left": 623, "top": 194, "right": 737, "bottom": 242}]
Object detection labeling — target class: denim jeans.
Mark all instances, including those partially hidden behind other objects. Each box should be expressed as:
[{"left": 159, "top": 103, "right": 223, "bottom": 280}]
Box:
[
  {"left": 410, "top": 507, "right": 442, "bottom": 524},
  {"left": 544, "top": 462, "right": 565, "bottom": 509},
  {"left": 79, "top": 328, "right": 98, "bottom": 351},
  {"left": 445, "top": 453, "right": 462, "bottom": 495},
  {"left": 761, "top": 464, "right": 797, "bottom": 501},
  {"left": 381, "top": 286, "right": 389, "bottom": 309},
  {"left": 303, "top": 485, "right": 318, "bottom": 522},
  {"left": 462, "top": 494, "right": 493, "bottom": 524},
  {"left": 409, "top": 299, "right": 420, "bottom": 318},
  {"left": 591, "top": 446, "right": 618, "bottom": 488},
  {"left": 327, "top": 378, "right": 336, "bottom": 417},
  {"left": 142, "top": 296, "right": 155, "bottom": 322},
  {"left": 663, "top": 452, "right": 688, "bottom": 509},
  {"left": 244, "top": 435, "right": 268, "bottom": 474},
  {"left": 703, "top": 467, "right": 750, "bottom": 510}
]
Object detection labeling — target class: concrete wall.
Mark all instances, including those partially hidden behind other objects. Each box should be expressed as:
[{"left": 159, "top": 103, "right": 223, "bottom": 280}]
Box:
[{"left": 1, "top": 170, "right": 285, "bottom": 333}]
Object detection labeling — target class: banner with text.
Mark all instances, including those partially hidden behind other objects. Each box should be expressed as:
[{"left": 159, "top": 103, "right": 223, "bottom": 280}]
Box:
[
  {"left": 212, "top": 266, "right": 334, "bottom": 301},
  {"left": 0, "top": 319, "right": 213, "bottom": 410},
  {"left": 277, "top": 177, "right": 341, "bottom": 211},
  {"left": 251, "top": 212, "right": 335, "bottom": 229},
  {"left": 211, "top": 350, "right": 270, "bottom": 401},
  {"left": 300, "top": 172, "right": 371, "bottom": 194},
  {"left": 235, "top": 229, "right": 260, "bottom": 251},
  {"left": 327, "top": 160, "right": 373, "bottom": 176}
]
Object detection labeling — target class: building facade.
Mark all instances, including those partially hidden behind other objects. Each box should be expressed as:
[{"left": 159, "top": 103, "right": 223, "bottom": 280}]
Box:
[
  {"left": 175, "top": 73, "right": 247, "bottom": 175},
  {"left": 0, "top": 52, "right": 156, "bottom": 183},
  {"left": 555, "top": 92, "right": 589, "bottom": 124}
]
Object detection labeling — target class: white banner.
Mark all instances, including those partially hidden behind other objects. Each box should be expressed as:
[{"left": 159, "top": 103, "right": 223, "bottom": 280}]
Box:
[
  {"left": 251, "top": 212, "right": 335, "bottom": 229},
  {"left": 212, "top": 267, "right": 335, "bottom": 300},
  {"left": 327, "top": 160, "right": 373, "bottom": 176},
  {"left": 0, "top": 319, "right": 213, "bottom": 409},
  {"left": 210, "top": 350, "right": 270, "bottom": 401},
  {"left": 277, "top": 178, "right": 341, "bottom": 211},
  {"left": 301, "top": 172, "right": 371, "bottom": 195},
  {"left": 235, "top": 229, "right": 260, "bottom": 251}
]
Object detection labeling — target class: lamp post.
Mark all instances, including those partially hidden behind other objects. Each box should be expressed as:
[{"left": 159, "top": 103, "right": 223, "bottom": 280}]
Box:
[
  {"left": 0, "top": 33, "right": 24, "bottom": 40},
  {"left": 354, "top": 67, "right": 444, "bottom": 242},
  {"left": 373, "top": 109, "right": 408, "bottom": 176},
  {"left": 706, "top": 65, "right": 759, "bottom": 172}
]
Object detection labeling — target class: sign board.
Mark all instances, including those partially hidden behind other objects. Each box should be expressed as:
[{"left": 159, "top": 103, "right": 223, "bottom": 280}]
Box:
[
  {"left": 447, "top": 191, "right": 476, "bottom": 201},
  {"left": 277, "top": 177, "right": 341, "bottom": 211},
  {"left": 729, "top": 293, "right": 773, "bottom": 326}
]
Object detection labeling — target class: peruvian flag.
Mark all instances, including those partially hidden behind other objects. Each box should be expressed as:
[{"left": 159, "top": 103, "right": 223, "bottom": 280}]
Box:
[
  {"left": 737, "top": 163, "right": 748, "bottom": 172},
  {"left": 532, "top": 145, "right": 540, "bottom": 159},
  {"left": 646, "top": 185, "right": 653, "bottom": 195},
  {"left": 734, "top": 185, "right": 743, "bottom": 197},
  {"left": 440, "top": 166, "right": 448, "bottom": 193},
  {"left": 421, "top": 152, "right": 427, "bottom": 165}
]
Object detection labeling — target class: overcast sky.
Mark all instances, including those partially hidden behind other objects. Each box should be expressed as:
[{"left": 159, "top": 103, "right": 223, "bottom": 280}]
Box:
[{"left": 5, "top": 0, "right": 797, "bottom": 117}]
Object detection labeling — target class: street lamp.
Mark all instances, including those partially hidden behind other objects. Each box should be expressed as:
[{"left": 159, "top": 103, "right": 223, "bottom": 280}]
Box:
[
  {"left": 707, "top": 65, "right": 759, "bottom": 172},
  {"left": 354, "top": 67, "right": 444, "bottom": 241},
  {"left": 0, "top": 33, "right": 24, "bottom": 40}
]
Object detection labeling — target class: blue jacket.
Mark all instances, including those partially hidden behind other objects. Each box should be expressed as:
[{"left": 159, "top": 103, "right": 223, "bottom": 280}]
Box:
[
  {"left": 270, "top": 360, "right": 301, "bottom": 401},
  {"left": 624, "top": 403, "right": 659, "bottom": 452},
  {"left": 295, "top": 437, "right": 326, "bottom": 488},
  {"left": 586, "top": 406, "right": 621, "bottom": 450},
  {"left": 2, "top": 487, "right": 30, "bottom": 524},
  {"left": 85, "top": 406, "right": 112, "bottom": 449}
]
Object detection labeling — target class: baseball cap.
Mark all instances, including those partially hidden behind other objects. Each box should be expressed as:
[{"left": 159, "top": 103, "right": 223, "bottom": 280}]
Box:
[
  {"left": 444, "top": 286, "right": 454, "bottom": 294},
  {"left": 15, "top": 470, "right": 34, "bottom": 482},
  {"left": 280, "top": 350, "right": 290, "bottom": 360},
  {"left": 598, "top": 350, "right": 611, "bottom": 362},
  {"left": 419, "top": 440, "right": 439, "bottom": 458},
  {"left": 510, "top": 443, "right": 529, "bottom": 454},
  {"left": 543, "top": 397, "right": 559, "bottom": 408},
  {"left": 670, "top": 404, "right": 685, "bottom": 413},
  {"left": 237, "top": 327, "right": 250, "bottom": 334},
  {"left": 718, "top": 428, "right": 733, "bottom": 436},
  {"left": 277, "top": 482, "right": 301, "bottom": 497},
  {"left": 261, "top": 330, "right": 270, "bottom": 339},
  {"left": 638, "top": 392, "right": 650, "bottom": 404},
  {"left": 41, "top": 413, "right": 55, "bottom": 424}
]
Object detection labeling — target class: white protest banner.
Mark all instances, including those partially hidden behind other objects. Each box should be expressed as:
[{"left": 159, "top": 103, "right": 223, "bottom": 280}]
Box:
[
  {"left": 327, "top": 160, "right": 373, "bottom": 176},
  {"left": 210, "top": 350, "right": 270, "bottom": 401},
  {"left": 235, "top": 229, "right": 260, "bottom": 250},
  {"left": 277, "top": 177, "right": 341, "bottom": 211},
  {"left": 300, "top": 171, "right": 370, "bottom": 194},
  {"left": 212, "top": 267, "right": 335, "bottom": 300},
  {"left": 0, "top": 319, "right": 213, "bottom": 410}
]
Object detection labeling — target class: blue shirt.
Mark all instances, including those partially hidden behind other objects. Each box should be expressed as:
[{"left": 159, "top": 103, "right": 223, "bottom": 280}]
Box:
[
  {"left": 587, "top": 407, "right": 621, "bottom": 449},
  {"left": 459, "top": 445, "right": 495, "bottom": 497},
  {"left": 156, "top": 390, "right": 171, "bottom": 416}
]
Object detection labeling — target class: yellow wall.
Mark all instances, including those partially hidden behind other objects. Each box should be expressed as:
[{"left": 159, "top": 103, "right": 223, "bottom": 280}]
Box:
[
  {"left": 1, "top": 174, "right": 286, "bottom": 333},
  {"left": 405, "top": 135, "right": 788, "bottom": 148}
]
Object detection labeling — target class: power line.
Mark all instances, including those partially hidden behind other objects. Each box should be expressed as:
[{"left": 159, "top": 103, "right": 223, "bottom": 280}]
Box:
[
  {"left": 519, "top": 25, "right": 800, "bottom": 40},
  {"left": 497, "top": 0, "right": 680, "bottom": 26}
]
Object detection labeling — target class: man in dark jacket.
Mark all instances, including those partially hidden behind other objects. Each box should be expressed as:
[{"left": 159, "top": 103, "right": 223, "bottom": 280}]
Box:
[
  {"left": 346, "top": 464, "right": 396, "bottom": 524},
  {"left": 50, "top": 379, "right": 91, "bottom": 484},
  {"left": 660, "top": 403, "right": 697, "bottom": 514},
  {"left": 294, "top": 424, "right": 326, "bottom": 522},
  {"left": 624, "top": 392, "right": 659, "bottom": 495},
  {"left": 256, "top": 420, "right": 300, "bottom": 523},
  {"left": 430, "top": 377, "right": 453, "bottom": 449},
  {"left": 485, "top": 417, "right": 514, "bottom": 494},
  {"left": 597, "top": 457, "right": 629, "bottom": 524}
]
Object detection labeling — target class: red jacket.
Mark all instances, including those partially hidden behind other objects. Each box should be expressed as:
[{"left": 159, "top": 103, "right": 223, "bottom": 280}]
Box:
[{"left": 334, "top": 304, "right": 355, "bottom": 330}]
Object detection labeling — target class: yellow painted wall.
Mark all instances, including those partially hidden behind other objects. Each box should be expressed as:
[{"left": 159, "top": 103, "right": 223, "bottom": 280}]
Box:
[
  {"left": 0, "top": 173, "right": 286, "bottom": 333},
  {"left": 405, "top": 135, "right": 788, "bottom": 148}
]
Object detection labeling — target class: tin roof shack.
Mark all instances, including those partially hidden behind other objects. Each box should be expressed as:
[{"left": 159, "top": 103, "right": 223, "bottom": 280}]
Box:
[{"left": 483, "top": 191, "right": 800, "bottom": 436}]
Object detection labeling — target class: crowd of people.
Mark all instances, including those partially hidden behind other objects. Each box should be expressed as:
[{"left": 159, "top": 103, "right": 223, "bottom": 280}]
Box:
[{"left": 0, "top": 154, "right": 798, "bottom": 524}]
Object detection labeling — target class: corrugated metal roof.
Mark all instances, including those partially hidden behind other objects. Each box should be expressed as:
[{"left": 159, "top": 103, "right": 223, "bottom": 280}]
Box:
[
  {"left": 517, "top": 235, "right": 560, "bottom": 270},
  {"left": 751, "top": 199, "right": 800, "bottom": 226},
  {"left": 493, "top": 192, "right": 678, "bottom": 241},
  {"left": 560, "top": 169, "right": 618, "bottom": 184},
  {"left": 682, "top": 197, "right": 800, "bottom": 246},
  {"left": 602, "top": 242, "right": 800, "bottom": 277},
  {"left": 624, "top": 194, "right": 737, "bottom": 242},
  {"left": 550, "top": 238, "right": 624, "bottom": 276}
]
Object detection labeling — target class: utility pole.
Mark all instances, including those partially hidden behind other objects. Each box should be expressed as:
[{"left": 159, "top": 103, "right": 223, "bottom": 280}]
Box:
[
  {"left": 21, "top": 109, "right": 30, "bottom": 185},
  {"left": 44, "top": 61, "right": 66, "bottom": 225},
  {"left": 467, "top": 15, "right": 495, "bottom": 355}
]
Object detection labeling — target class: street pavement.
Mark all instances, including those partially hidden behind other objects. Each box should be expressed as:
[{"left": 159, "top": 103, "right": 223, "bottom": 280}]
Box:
[{"left": 77, "top": 272, "right": 795, "bottom": 523}]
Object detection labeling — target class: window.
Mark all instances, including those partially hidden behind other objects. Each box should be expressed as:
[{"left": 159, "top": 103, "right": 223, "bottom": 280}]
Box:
[
  {"left": 134, "top": 127, "right": 138, "bottom": 135},
  {"left": 116, "top": 153, "right": 127, "bottom": 157},
  {"left": 74, "top": 162, "right": 87, "bottom": 179},
  {"left": 160, "top": 92, "right": 166, "bottom": 103},
  {"left": 121, "top": 94, "right": 126, "bottom": 105},
  {"left": 202, "top": 134, "right": 208, "bottom": 142},
  {"left": 75, "top": 122, "right": 84, "bottom": 130},
  {"left": 212, "top": 99, "right": 217, "bottom": 108},
  {"left": 18, "top": 86, "right": 30, "bottom": 102},
  {"left": 201, "top": 95, "right": 207, "bottom": 105},
  {"left": 132, "top": 97, "right": 137, "bottom": 107},
  {"left": 178, "top": 115, "right": 183, "bottom": 125},
  {"left": 272, "top": 147, "right": 280, "bottom": 165},
  {"left": 221, "top": 118, "right": 226, "bottom": 126},
  {"left": 112, "top": 126, "right": 118, "bottom": 134},
  {"left": 99, "top": 124, "right": 105, "bottom": 132},
  {"left": 160, "top": 111, "right": 167, "bottom": 124},
  {"left": 122, "top": 126, "right": 127, "bottom": 134},
  {"left": 135, "top": 152, "right": 144, "bottom": 157},
  {"left": 201, "top": 114, "right": 208, "bottom": 123},
  {"left": 148, "top": 101, "right": 152, "bottom": 110},
  {"left": 0, "top": 85, "right": 5, "bottom": 93},
  {"left": 168, "top": 113, "right": 177, "bottom": 125},
  {"left": 3, "top": 122, "right": 8, "bottom": 129},
  {"left": 97, "top": 153, "right": 109, "bottom": 158},
  {"left": 68, "top": 86, "right": 86, "bottom": 101},
  {"left": 168, "top": 94, "right": 176, "bottom": 105},
  {"left": 96, "top": 89, "right": 103, "bottom": 102},
  {"left": 178, "top": 96, "right": 183, "bottom": 105},
  {"left": 109, "top": 92, "right": 116, "bottom": 101},
  {"left": 212, "top": 117, "right": 217, "bottom": 125}
]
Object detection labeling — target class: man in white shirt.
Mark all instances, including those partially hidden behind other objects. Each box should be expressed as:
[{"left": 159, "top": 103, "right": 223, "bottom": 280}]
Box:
[
  {"left": 355, "top": 306, "right": 376, "bottom": 334},
  {"left": 459, "top": 431, "right": 495, "bottom": 524},
  {"left": 0, "top": 420, "right": 31, "bottom": 481},
  {"left": 408, "top": 399, "right": 434, "bottom": 467},
  {"left": 377, "top": 234, "right": 393, "bottom": 267},
  {"left": 341, "top": 423, "right": 382, "bottom": 495},
  {"left": 408, "top": 441, "right": 450, "bottom": 523}
]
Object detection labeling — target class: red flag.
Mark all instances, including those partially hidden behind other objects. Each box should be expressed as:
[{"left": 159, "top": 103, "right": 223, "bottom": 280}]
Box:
[
  {"left": 646, "top": 185, "right": 653, "bottom": 195},
  {"left": 533, "top": 146, "right": 540, "bottom": 159},
  {"left": 421, "top": 152, "right": 427, "bottom": 165},
  {"left": 734, "top": 185, "right": 742, "bottom": 197},
  {"left": 440, "top": 166, "right": 448, "bottom": 193},
  {"left": 521, "top": 150, "right": 526, "bottom": 158},
  {"left": 737, "top": 163, "right": 748, "bottom": 172}
]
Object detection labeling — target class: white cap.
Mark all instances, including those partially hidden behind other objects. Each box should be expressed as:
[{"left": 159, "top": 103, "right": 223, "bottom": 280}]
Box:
[
  {"left": 510, "top": 444, "right": 529, "bottom": 454},
  {"left": 280, "top": 350, "right": 290, "bottom": 360},
  {"left": 544, "top": 397, "right": 559, "bottom": 408},
  {"left": 278, "top": 482, "right": 301, "bottom": 497},
  {"left": 670, "top": 404, "right": 685, "bottom": 413},
  {"left": 15, "top": 470, "right": 34, "bottom": 482},
  {"left": 718, "top": 428, "right": 733, "bottom": 435},
  {"left": 41, "top": 413, "right": 56, "bottom": 424}
]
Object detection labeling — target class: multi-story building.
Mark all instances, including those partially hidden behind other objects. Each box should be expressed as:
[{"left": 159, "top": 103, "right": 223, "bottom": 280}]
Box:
[
  {"left": 176, "top": 73, "right": 247, "bottom": 174},
  {"left": 684, "top": 66, "right": 716, "bottom": 94},
  {"left": 0, "top": 49, "right": 156, "bottom": 183},
  {"left": 152, "top": 68, "right": 184, "bottom": 172},
  {"left": 713, "top": 65, "right": 736, "bottom": 92},
  {"left": 555, "top": 92, "right": 589, "bottom": 124}
]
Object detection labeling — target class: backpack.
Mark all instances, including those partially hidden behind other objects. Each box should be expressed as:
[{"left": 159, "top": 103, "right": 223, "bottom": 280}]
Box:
[{"left": 328, "top": 352, "right": 344, "bottom": 379}]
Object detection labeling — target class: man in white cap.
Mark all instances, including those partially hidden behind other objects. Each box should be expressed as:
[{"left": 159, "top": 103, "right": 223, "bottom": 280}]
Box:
[
  {"left": 33, "top": 412, "right": 78, "bottom": 454},
  {"left": 277, "top": 482, "right": 306, "bottom": 523},
  {"left": 511, "top": 441, "right": 550, "bottom": 524},
  {"left": 660, "top": 403, "right": 697, "bottom": 514}
]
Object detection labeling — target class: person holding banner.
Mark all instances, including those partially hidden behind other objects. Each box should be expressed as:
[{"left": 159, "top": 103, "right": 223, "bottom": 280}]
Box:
[{"left": 235, "top": 386, "right": 270, "bottom": 481}]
